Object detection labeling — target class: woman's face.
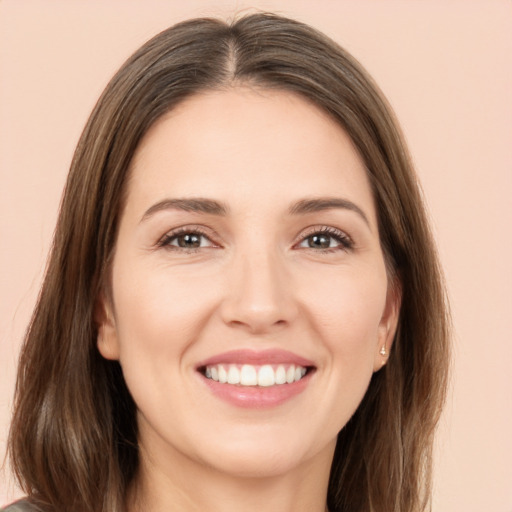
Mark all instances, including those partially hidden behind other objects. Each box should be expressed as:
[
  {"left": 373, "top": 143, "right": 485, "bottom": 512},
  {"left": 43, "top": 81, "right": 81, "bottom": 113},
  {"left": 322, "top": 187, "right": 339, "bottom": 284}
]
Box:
[{"left": 98, "top": 88, "right": 399, "bottom": 480}]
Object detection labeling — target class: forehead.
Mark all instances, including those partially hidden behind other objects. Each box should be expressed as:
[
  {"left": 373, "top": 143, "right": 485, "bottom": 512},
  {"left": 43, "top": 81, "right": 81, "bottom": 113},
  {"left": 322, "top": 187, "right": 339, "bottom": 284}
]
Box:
[{"left": 126, "top": 87, "right": 376, "bottom": 221}]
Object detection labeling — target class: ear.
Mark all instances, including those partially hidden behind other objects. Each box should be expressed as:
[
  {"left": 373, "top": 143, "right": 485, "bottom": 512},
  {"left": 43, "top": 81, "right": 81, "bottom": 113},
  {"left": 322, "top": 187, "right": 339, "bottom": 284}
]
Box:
[
  {"left": 94, "top": 291, "right": 120, "bottom": 361},
  {"left": 373, "top": 277, "right": 401, "bottom": 372}
]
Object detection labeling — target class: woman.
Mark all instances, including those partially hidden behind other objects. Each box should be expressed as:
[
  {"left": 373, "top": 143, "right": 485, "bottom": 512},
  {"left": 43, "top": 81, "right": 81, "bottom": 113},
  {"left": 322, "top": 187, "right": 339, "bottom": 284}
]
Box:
[{"left": 4, "top": 13, "right": 449, "bottom": 512}]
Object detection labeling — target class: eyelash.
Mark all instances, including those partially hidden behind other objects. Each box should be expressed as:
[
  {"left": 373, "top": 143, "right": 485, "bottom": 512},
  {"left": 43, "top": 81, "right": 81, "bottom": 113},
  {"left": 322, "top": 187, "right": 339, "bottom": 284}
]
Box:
[
  {"left": 156, "top": 225, "right": 354, "bottom": 253},
  {"left": 157, "top": 226, "right": 215, "bottom": 253},
  {"left": 297, "top": 226, "right": 354, "bottom": 253}
]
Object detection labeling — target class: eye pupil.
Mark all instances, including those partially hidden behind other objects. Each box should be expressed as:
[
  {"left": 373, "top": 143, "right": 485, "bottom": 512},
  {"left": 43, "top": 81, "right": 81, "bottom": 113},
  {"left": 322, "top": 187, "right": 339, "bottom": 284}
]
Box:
[
  {"left": 309, "top": 234, "right": 331, "bottom": 249},
  {"left": 178, "top": 233, "right": 201, "bottom": 248}
]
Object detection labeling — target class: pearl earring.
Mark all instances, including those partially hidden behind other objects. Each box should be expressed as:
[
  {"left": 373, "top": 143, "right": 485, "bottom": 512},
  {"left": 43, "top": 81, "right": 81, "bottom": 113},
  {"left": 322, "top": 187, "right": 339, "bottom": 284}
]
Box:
[{"left": 380, "top": 345, "right": 387, "bottom": 356}]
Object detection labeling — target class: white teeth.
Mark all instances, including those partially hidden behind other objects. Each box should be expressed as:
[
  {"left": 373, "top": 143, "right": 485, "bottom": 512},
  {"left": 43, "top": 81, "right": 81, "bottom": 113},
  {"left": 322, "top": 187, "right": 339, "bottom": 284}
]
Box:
[
  {"left": 227, "top": 365, "right": 240, "bottom": 384},
  {"left": 204, "top": 363, "right": 308, "bottom": 387},
  {"left": 275, "top": 365, "right": 286, "bottom": 385},
  {"left": 240, "top": 364, "right": 258, "bottom": 385},
  {"left": 258, "top": 365, "right": 275, "bottom": 387},
  {"left": 286, "top": 365, "right": 295, "bottom": 384}
]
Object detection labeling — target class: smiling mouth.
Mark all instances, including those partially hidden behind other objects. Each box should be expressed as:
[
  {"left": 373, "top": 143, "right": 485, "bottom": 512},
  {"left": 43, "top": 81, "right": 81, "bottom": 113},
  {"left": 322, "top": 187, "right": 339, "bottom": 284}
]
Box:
[{"left": 199, "top": 364, "right": 313, "bottom": 387}]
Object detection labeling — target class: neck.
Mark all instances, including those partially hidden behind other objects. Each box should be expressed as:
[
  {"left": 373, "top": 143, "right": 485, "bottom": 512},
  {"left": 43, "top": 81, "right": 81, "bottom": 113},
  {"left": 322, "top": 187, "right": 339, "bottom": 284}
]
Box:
[{"left": 128, "top": 440, "right": 334, "bottom": 512}]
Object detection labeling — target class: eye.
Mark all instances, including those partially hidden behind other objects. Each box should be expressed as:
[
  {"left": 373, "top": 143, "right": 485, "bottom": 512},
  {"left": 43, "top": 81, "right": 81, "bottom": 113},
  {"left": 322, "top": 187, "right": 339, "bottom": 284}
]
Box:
[
  {"left": 157, "top": 227, "right": 217, "bottom": 251},
  {"left": 296, "top": 227, "right": 353, "bottom": 252}
]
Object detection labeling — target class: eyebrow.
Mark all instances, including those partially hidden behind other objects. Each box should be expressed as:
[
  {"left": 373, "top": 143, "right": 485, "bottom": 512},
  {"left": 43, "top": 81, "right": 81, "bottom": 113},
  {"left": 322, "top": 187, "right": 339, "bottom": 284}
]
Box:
[
  {"left": 288, "top": 197, "right": 370, "bottom": 227},
  {"left": 141, "top": 198, "right": 229, "bottom": 222},
  {"left": 140, "top": 196, "right": 370, "bottom": 227}
]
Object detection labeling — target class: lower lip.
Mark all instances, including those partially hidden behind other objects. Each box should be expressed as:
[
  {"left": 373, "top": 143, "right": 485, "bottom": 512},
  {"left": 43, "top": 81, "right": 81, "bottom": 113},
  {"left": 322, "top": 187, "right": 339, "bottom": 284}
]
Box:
[{"left": 200, "top": 373, "right": 312, "bottom": 408}]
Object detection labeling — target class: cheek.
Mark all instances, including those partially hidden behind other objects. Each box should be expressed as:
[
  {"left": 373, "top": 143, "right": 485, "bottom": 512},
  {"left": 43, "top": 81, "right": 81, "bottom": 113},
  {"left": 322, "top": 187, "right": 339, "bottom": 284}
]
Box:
[
  {"left": 300, "top": 266, "right": 387, "bottom": 388},
  {"left": 305, "top": 268, "right": 386, "bottom": 341},
  {"left": 109, "top": 264, "right": 219, "bottom": 419},
  {"left": 110, "top": 259, "right": 224, "bottom": 375}
]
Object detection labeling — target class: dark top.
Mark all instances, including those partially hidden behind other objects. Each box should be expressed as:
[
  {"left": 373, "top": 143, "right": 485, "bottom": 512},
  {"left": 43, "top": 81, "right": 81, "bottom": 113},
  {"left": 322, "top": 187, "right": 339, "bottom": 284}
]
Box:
[{"left": 1, "top": 500, "right": 41, "bottom": 512}]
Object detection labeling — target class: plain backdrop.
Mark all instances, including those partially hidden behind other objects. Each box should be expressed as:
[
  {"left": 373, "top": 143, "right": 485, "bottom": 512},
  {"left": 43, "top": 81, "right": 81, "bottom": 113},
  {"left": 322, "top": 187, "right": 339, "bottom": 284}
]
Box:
[{"left": 1, "top": 1, "right": 511, "bottom": 510}]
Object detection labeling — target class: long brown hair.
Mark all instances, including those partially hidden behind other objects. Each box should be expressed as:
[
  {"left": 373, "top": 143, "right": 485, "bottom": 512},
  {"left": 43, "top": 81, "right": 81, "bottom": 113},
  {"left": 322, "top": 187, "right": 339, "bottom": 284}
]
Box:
[{"left": 8, "top": 13, "right": 450, "bottom": 512}]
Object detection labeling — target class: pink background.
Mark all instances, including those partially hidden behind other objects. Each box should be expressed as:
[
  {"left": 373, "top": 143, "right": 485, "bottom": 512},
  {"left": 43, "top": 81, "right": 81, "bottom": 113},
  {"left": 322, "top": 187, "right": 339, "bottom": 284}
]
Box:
[{"left": 1, "top": 1, "right": 511, "bottom": 510}]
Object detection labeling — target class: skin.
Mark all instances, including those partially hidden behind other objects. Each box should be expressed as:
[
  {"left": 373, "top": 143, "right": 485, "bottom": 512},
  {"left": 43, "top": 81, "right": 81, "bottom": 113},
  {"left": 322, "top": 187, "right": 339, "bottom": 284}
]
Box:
[{"left": 97, "top": 88, "right": 400, "bottom": 512}]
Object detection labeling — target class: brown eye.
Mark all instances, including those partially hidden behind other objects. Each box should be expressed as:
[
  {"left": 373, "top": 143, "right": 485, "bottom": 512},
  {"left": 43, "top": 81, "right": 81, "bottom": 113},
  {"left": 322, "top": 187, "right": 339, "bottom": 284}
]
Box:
[
  {"left": 158, "top": 229, "right": 216, "bottom": 250},
  {"left": 297, "top": 228, "right": 353, "bottom": 251},
  {"left": 176, "top": 233, "right": 202, "bottom": 248},
  {"left": 307, "top": 234, "right": 332, "bottom": 249}
]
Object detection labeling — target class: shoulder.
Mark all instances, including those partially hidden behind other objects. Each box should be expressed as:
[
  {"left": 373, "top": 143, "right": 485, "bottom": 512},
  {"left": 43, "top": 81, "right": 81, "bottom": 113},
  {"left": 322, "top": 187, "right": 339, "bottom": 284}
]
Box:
[{"left": 1, "top": 499, "right": 43, "bottom": 512}]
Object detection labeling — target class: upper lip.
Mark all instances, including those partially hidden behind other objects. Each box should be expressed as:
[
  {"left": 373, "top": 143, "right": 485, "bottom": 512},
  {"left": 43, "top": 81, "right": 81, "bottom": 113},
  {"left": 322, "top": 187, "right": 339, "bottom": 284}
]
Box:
[{"left": 195, "top": 349, "right": 315, "bottom": 369}]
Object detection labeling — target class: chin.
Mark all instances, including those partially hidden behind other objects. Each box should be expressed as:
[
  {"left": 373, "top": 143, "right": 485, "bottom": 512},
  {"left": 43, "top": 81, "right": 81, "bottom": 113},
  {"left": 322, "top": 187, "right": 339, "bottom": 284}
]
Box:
[
  {"left": 206, "top": 446, "right": 310, "bottom": 479},
  {"left": 191, "top": 425, "right": 336, "bottom": 480}
]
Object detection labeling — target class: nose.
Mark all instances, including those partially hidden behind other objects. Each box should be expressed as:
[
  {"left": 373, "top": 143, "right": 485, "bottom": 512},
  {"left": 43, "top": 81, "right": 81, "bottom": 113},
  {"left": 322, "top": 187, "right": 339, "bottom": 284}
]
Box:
[{"left": 219, "top": 248, "right": 298, "bottom": 335}]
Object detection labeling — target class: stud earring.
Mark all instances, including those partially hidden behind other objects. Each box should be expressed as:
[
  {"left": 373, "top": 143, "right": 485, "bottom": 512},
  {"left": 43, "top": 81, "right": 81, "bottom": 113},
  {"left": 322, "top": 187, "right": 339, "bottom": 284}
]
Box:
[{"left": 379, "top": 345, "right": 387, "bottom": 356}]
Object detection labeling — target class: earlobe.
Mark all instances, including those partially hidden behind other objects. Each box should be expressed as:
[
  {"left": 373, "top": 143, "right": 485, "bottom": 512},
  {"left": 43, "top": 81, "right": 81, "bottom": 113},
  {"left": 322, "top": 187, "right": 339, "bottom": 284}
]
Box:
[
  {"left": 373, "top": 278, "right": 401, "bottom": 372},
  {"left": 94, "top": 292, "right": 120, "bottom": 361}
]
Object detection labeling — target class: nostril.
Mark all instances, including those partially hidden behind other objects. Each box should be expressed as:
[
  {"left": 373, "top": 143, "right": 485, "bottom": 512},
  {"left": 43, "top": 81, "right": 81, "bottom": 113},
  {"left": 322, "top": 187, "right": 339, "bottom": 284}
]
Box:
[
  {"left": 224, "top": 316, "right": 290, "bottom": 335},
  {"left": 219, "top": 265, "right": 299, "bottom": 332}
]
